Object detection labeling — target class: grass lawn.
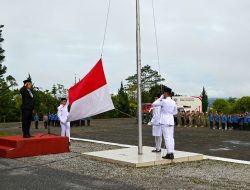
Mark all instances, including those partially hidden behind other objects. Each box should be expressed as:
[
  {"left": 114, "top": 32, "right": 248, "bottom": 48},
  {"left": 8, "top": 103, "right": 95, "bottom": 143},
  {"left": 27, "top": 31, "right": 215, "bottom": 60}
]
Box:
[{"left": 0, "top": 131, "right": 13, "bottom": 137}]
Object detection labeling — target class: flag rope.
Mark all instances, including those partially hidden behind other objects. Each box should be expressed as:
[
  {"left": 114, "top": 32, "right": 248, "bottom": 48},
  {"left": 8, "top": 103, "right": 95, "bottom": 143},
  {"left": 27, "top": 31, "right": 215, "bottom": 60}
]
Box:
[
  {"left": 151, "top": 0, "right": 164, "bottom": 93},
  {"left": 101, "top": 0, "right": 111, "bottom": 58},
  {"left": 151, "top": 0, "right": 161, "bottom": 76},
  {"left": 115, "top": 109, "right": 137, "bottom": 119}
]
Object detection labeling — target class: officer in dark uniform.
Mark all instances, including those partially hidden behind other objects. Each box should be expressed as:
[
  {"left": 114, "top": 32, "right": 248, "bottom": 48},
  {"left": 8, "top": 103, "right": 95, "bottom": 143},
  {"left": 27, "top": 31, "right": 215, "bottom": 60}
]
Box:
[{"left": 20, "top": 79, "right": 34, "bottom": 138}]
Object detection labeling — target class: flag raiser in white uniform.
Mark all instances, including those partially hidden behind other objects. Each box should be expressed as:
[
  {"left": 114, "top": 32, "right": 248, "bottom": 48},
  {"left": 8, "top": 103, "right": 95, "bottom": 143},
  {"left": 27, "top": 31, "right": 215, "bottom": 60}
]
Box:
[
  {"left": 152, "top": 95, "right": 177, "bottom": 155},
  {"left": 67, "top": 59, "right": 114, "bottom": 122},
  {"left": 152, "top": 95, "right": 177, "bottom": 126}
]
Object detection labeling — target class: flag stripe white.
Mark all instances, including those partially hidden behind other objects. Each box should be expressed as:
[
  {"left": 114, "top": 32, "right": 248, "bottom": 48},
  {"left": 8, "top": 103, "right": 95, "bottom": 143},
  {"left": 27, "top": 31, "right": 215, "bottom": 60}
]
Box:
[{"left": 68, "top": 85, "right": 114, "bottom": 122}]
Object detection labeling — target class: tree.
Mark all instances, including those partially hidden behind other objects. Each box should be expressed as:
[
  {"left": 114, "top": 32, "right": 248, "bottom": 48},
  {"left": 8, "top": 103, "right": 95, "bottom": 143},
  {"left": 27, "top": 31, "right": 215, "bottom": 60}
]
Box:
[
  {"left": 228, "top": 97, "right": 237, "bottom": 105},
  {"left": 125, "top": 65, "right": 165, "bottom": 93},
  {"left": 201, "top": 87, "right": 208, "bottom": 112},
  {"left": 0, "top": 25, "right": 18, "bottom": 122},
  {"left": 232, "top": 96, "right": 250, "bottom": 113},
  {"left": 51, "top": 84, "right": 67, "bottom": 98},
  {"left": 149, "top": 84, "right": 162, "bottom": 99},
  {"left": 51, "top": 84, "right": 57, "bottom": 97},
  {"left": 6, "top": 75, "right": 17, "bottom": 89},
  {"left": 0, "top": 24, "right": 6, "bottom": 85},
  {"left": 0, "top": 25, "right": 5, "bottom": 64},
  {"left": 116, "top": 82, "right": 130, "bottom": 117},
  {"left": 212, "top": 99, "right": 231, "bottom": 114}
]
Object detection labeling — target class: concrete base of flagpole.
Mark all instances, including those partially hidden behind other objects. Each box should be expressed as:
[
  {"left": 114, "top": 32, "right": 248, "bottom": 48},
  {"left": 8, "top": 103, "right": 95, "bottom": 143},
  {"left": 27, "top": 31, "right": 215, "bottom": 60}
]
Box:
[{"left": 82, "top": 146, "right": 204, "bottom": 168}]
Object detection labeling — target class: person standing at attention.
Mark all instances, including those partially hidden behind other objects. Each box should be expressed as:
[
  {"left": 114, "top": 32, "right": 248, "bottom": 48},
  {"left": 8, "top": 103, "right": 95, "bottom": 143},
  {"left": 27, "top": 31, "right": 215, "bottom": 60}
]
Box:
[
  {"left": 152, "top": 86, "right": 177, "bottom": 160},
  {"left": 57, "top": 98, "right": 70, "bottom": 145}
]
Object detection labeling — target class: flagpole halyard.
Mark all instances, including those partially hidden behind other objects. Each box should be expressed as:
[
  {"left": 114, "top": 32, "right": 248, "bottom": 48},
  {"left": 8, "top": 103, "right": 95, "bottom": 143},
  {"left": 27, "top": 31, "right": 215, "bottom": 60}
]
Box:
[{"left": 101, "top": 0, "right": 111, "bottom": 58}]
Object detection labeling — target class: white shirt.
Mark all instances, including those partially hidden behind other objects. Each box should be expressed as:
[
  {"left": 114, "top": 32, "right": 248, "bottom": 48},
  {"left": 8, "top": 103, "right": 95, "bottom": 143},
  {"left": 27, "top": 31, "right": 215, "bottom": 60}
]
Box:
[
  {"left": 151, "top": 105, "right": 161, "bottom": 126},
  {"left": 152, "top": 95, "right": 177, "bottom": 125},
  {"left": 57, "top": 104, "right": 69, "bottom": 124}
]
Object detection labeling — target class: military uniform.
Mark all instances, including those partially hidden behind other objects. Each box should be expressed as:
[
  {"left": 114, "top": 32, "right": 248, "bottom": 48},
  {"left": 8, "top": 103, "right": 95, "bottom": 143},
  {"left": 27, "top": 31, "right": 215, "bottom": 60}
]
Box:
[
  {"left": 189, "top": 112, "right": 194, "bottom": 127},
  {"left": 176, "top": 112, "right": 181, "bottom": 127},
  {"left": 183, "top": 112, "right": 188, "bottom": 127},
  {"left": 194, "top": 112, "right": 199, "bottom": 128}
]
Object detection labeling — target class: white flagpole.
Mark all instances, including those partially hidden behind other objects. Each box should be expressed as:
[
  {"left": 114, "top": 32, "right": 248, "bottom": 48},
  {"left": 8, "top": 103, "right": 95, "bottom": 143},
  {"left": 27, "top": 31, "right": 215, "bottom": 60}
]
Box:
[{"left": 136, "top": 0, "right": 143, "bottom": 155}]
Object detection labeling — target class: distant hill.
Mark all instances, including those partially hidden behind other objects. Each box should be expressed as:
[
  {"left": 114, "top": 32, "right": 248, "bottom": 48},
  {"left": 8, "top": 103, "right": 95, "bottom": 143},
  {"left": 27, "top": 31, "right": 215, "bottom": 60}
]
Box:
[{"left": 208, "top": 98, "right": 217, "bottom": 106}]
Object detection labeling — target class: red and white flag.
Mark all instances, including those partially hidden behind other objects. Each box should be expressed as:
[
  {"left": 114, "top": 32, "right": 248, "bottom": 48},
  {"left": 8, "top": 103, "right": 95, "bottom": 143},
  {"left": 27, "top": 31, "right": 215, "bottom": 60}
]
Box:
[{"left": 67, "top": 59, "right": 114, "bottom": 121}]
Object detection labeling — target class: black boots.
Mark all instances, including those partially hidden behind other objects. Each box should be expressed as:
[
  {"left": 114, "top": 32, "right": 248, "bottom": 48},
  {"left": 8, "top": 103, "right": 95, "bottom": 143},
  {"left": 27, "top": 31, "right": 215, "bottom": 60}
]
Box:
[{"left": 162, "top": 153, "right": 174, "bottom": 160}]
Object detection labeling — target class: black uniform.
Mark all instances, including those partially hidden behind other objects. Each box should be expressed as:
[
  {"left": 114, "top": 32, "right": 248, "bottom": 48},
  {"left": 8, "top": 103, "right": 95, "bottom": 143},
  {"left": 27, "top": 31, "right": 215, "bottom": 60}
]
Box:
[{"left": 20, "top": 87, "right": 34, "bottom": 137}]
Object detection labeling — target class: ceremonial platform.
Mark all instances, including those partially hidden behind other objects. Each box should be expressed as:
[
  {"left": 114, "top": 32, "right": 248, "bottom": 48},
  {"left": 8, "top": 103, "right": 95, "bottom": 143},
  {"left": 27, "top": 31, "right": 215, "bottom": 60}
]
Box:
[
  {"left": 0, "top": 134, "right": 70, "bottom": 158},
  {"left": 82, "top": 146, "right": 204, "bottom": 167}
]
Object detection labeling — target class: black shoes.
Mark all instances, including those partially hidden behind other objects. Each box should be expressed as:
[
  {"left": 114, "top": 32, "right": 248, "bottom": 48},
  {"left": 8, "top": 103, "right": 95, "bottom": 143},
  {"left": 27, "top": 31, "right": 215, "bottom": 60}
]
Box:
[
  {"left": 23, "top": 135, "right": 31, "bottom": 138},
  {"left": 23, "top": 134, "right": 33, "bottom": 138},
  {"left": 152, "top": 149, "right": 161, "bottom": 153},
  {"left": 162, "top": 153, "right": 174, "bottom": 160}
]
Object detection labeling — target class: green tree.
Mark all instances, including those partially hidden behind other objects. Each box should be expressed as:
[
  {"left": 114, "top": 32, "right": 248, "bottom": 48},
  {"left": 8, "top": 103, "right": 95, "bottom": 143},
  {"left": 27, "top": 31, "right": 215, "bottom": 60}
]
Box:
[
  {"left": 116, "top": 82, "right": 130, "bottom": 117},
  {"left": 0, "top": 25, "right": 5, "bottom": 64},
  {"left": 212, "top": 99, "right": 231, "bottom": 114},
  {"left": 6, "top": 75, "right": 17, "bottom": 89},
  {"left": 125, "top": 65, "right": 165, "bottom": 93},
  {"left": 51, "top": 84, "right": 67, "bottom": 98},
  {"left": 201, "top": 87, "right": 208, "bottom": 112},
  {"left": 0, "top": 25, "right": 19, "bottom": 122},
  {"left": 51, "top": 84, "right": 57, "bottom": 97},
  {"left": 149, "top": 84, "right": 162, "bottom": 100},
  {"left": 228, "top": 97, "right": 237, "bottom": 105},
  {"left": 232, "top": 96, "right": 250, "bottom": 113},
  {"left": 141, "top": 91, "right": 152, "bottom": 103}
]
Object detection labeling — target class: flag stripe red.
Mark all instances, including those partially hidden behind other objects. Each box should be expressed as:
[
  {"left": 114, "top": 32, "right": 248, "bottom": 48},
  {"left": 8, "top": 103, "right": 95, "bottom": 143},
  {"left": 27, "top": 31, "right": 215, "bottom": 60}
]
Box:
[{"left": 68, "top": 59, "right": 107, "bottom": 105}]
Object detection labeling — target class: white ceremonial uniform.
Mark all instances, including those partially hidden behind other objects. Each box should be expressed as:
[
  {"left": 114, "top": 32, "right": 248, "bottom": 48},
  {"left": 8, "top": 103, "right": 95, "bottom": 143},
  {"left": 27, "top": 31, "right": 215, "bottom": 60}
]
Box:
[
  {"left": 57, "top": 104, "right": 70, "bottom": 142},
  {"left": 151, "top": 104, "right": 162, "bottom": 150},
  {"left": 152, "top": 95, "right": 177, "bottom": 154}
]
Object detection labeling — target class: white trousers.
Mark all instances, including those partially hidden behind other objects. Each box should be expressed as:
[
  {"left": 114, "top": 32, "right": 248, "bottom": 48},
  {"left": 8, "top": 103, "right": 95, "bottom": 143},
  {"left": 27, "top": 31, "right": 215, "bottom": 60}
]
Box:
[
  {"left": 155, "top": 136, "right": 162, "bottom": 150},
  {"left": 162, "top": 125, "right": 175, "bottom": 154},
  {"left": 60, "top": 122, "right": 70, "bottom": 142}
]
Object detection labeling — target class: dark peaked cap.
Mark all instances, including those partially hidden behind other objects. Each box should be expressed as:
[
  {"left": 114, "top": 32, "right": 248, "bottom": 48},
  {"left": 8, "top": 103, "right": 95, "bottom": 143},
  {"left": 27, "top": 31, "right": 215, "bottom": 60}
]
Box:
[
  {"left": 163, "top": 86, "right": 172, "bottom": 93},
  {"left": 23, "top": 79, "right": 32, "bottom": 84}
]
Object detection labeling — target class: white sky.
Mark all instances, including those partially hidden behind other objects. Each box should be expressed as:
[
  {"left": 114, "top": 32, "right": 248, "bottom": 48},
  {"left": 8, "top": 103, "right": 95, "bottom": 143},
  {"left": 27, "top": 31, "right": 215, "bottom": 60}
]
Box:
[{"left": 0, "top": 0, "right": 250, "bottom": 98}]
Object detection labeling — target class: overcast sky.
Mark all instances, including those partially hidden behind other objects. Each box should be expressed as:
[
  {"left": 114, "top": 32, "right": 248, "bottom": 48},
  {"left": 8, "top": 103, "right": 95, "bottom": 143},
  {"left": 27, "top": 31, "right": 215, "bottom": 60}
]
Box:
[{"left": 0, "top": 0, "right": 250, "bottom": 98}]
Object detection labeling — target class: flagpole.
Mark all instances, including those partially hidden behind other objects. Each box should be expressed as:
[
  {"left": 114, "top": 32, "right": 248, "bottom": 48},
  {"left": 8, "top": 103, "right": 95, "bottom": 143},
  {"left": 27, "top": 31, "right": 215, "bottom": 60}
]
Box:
[{"left": 136, "top": 0, "right": 143, "bottom": 155}]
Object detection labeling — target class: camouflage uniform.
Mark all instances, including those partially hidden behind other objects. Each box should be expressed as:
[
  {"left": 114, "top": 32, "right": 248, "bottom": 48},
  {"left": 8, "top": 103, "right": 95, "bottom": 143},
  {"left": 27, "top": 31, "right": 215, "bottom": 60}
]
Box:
[
  {"left": 177, "top": 112, "right": 182, "bottom": 127},
  {"left": 194, "top": 112, "right": 199, "bottom": 127},
  {"left": 189, "top": 111, "right": 194, "bottom": 127}
]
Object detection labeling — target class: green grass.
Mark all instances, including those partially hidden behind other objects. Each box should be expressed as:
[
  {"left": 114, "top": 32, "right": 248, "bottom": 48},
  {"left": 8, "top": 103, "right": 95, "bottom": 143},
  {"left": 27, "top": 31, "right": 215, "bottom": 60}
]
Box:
[{"left": 0, "top": 131, "right": 14, "bottom": 137}]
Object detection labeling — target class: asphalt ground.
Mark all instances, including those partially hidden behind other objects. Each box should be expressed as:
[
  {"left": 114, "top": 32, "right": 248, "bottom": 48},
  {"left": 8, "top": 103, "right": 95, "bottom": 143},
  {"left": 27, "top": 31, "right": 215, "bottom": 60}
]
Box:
[
  {"left": 1, "top": 141, "right": 249, "bottom": 190},
  {"left": 0, "top": 158, "right": 142, "bottom": 190},
  {"left": 0, "top": 118, "right": 249, "bottom": 161}
]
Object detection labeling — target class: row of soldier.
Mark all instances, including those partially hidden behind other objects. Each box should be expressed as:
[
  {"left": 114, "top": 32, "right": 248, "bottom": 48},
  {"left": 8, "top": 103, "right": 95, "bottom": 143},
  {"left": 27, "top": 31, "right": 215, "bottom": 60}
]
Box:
[
  {"left": 175, "top": 111, "right": 209, "bottom": 128},
  {"left": 175, "top": 111, "right": 250, "bottom": 130}
]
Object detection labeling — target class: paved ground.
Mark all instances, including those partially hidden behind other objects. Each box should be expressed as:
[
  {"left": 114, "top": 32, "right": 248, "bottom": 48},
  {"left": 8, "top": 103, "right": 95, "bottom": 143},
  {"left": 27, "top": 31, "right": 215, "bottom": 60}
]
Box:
[
  {"left": 1, "top": 141, "right": 249, "bottom": 190},
  {"left": 1, "top": 118, "right": 249, "bottom": 161},
  {"left": 0, "top": 119, "right": 250, "bottom": 190}
]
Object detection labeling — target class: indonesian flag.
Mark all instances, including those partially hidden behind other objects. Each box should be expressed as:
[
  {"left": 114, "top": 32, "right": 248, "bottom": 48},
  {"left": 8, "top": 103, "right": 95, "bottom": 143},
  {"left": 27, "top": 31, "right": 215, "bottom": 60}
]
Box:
[{"left": 67, "top": 59, "right": 114, "bottom": 121}]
